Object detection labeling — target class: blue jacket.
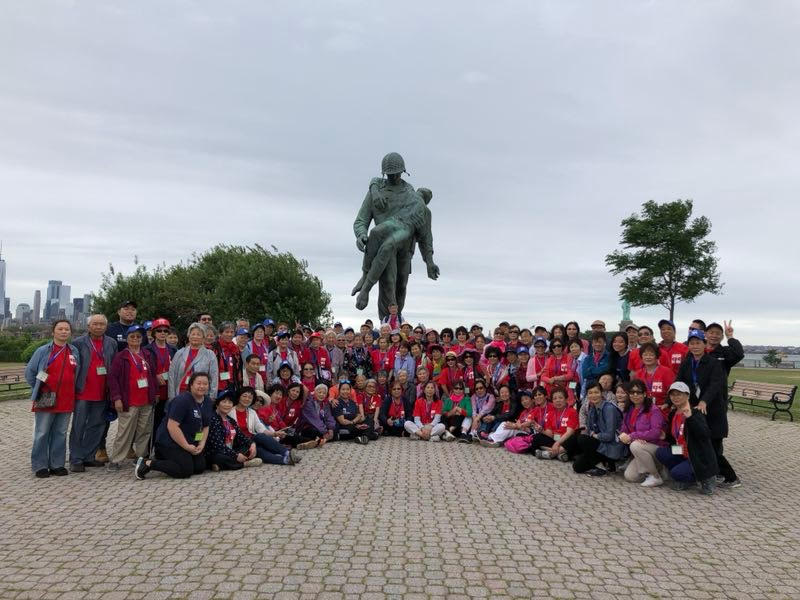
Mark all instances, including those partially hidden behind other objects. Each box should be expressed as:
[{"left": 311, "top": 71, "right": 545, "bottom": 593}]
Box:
[
  {"left": 25, "top": 341, "right": 81, "bottom": 402},
  {"left": 72, "top": 334, "right": 118, "bottom": 394},
  {"left": 586, "top": 399, "right": 627, "bottom": 460},
  {"left": 581, "top": 350, "right": 610, "bottom": 386}
]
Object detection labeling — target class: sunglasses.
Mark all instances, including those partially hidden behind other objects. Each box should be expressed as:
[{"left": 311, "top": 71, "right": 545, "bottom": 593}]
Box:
[
  {"left": 303, "top": 368, "right": 314, "bottom": 372},
  {"left": 551, "top": 344, "right": 562, "bottom": 348},
  {"left": 629, "top": 390, "right": 644, "bottom": 395},
  {"left": 154, "top": 329, "right": 168, "bottom": 334},
  {"left": 474, "top": 385, "right": 485, "bottom": 390},
  {"left": 446, "top": 357, "right": 456, "bottom": 361}
]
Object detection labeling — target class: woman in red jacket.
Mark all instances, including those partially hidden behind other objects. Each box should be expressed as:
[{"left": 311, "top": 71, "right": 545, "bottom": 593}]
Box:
[
  {"left": 634, "top": 342, "right": 674, "bottom": 413},
  {"left": 540, "top": 339, "right": 574, "bottom": 394}
]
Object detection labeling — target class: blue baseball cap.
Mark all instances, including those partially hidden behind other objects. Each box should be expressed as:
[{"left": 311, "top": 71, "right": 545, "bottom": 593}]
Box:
[
  {"left": 125, "top": 324, "right": 146, "bottom": 337},
  {"left": 235, "top": 327, "right": 250, "bottom": 336},
  {"left": 276, "top": 331, "right": 290, "bottom": 340},
  {"left": 533, "top": 336, "right": 547, "bottom": 347},
  {"left": 658, "top": 319, "right": 675, "bottom": 330},
  {"left": 262, "top": 318, "right": 275, "bottom": 327},
  {"left": 686, "top": 329, "right": 706, "bottom": 343},
  {"left": 516, "top": 345, "right": 530, "bottom": 355},
  {"left": 142, "top": 320, "right": 153, "bottom": 330}
]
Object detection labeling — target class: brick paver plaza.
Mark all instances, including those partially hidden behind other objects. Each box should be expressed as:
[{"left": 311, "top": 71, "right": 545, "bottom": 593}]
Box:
[{"left": 1, "top": 398, "right": 799, "bottom": 600}]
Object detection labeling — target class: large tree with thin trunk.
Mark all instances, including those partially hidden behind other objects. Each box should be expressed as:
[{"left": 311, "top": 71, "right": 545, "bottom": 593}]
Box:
[{"left": 605, "top": 199, "right": 723, "bottom": 321}]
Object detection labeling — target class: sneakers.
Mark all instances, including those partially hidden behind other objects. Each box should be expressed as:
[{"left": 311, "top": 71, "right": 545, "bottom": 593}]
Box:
[
  {"left": 134, "top": 457, "right": 150, "bottom": 480},
  {"left": 641, "top": 474, "right": 664, "bottom": 488},
  {"left": 442, "top": 431, "right": 456, "bottom": 442},
  {"left": 670, "top": 480, "right": 692, "bottom": 491},
  {"left": 479, "top": 439, "right": 501, "bottom": 448},
  {"left": 430, "top": 435, "right": 441, "bottom": 442},
  {"left": 297, "top": 439, "right": 319, "bottom": 450},
  {"left": 287, "top": 449, "right": 301, "bottom": 465},
  {"left": 34, "top": 469, "right": 49, "bottom": 478},
  {"left": 70, "top": 463, "right": 86, "bottom": 473},
  {"left": 557, "top": 451, "right": 570, "bottom": 462},
  {"left": 244, "top": 458, "right": 263, "bottom": 467},
  {"left": 409, "top": 432, "right": 420, "bottom": 440},
  {"left": 106, "top": 462, "right": 121, "bottom": 471},
  {"left": 586, "top": 467, "right": 608, "bottom": 477},
  {"left": 211, "top": 463, "right": 221, "bottom": 472},
  {"left": 95, "top": 449, "right": 109, "bottom": 464},
  {"left": 700, "top": 478, "right": 716, "bottom": 495},
  {"left": 84, "top": 460, "right": 104, "bottom": 468},
  {"left": 49, "top": 467, "right": 68, "bottom": 476},
  {"left": 718, "top": 478, "right": 742, "bottom": 489},
  {"left": 534, "top": 450, "right": 552, "bottom": 460},
  {"left": 355, "top": 435, "right": 369, "bottom": 445},
  {"left": 457, "top": 435, "right": 471, "bottom": 444}
]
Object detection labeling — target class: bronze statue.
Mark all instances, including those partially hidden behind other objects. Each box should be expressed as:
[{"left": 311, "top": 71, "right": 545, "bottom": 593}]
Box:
[{"left": 352, "top": 152, "right": 439, "bottom": 320}]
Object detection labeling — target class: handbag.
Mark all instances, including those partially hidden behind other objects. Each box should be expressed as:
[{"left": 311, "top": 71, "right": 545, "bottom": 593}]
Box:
[{"left": 33, "top": 349, "right": 67, "bottom": 409}]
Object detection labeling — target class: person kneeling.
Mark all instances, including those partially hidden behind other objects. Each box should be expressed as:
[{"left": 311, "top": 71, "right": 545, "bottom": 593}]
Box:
[
  {"left": 294, "top": 384, "right": 336, "bottom": 449},
  {"left": 207, "top": 391, "right": 261, "bottom": 471},
  {"left": 333, "top": 381, "right": 377, "bottom": 444},
  {"left": 405, "top": 381, "right": 445, "bottom": 441},
  {"left": 656, "top": 382, "right": 719, "bottom": 495},
  {"left": 572, "top": 382, "right": 627, "bottom": 476},
  {"left": 482, "top": 389, "right": 536, "bottom": 447}
]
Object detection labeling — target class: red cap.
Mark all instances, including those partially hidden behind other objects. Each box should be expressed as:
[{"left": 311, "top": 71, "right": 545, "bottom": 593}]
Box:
[
  {"left": 151, "top": 318, "right": 171, "bottom": 329},
  {"left": 309, "top": 332, "right": 323, "bottom": 340}
]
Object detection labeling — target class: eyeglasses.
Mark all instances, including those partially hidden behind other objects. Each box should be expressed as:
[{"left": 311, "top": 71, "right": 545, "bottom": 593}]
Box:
[
  {"left": 510, "top": 330, "right": 520, "bottom": 334},
  {"left": 474, "top": 386, "right": 485, "bottom": 391},
  {"left": 629, "top": 390, "right": 644, "bottom": 396}
]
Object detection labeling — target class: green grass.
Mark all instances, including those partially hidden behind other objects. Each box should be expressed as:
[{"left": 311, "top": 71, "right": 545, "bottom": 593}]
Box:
[
  {"left": 729, "top": 367, "right": 800, "bottom": 419},
  {"left": 0, "top": 362, "right": 24, "bottom": 369}
]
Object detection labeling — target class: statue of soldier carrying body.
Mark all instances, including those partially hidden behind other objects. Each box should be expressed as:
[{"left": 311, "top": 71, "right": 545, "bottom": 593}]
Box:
[{"left": 352, "top": 152, "right": 440, "bottom": 320}]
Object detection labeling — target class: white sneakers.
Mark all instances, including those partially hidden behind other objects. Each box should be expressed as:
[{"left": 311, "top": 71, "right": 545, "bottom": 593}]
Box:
[
  {"left": 442, "top": 431, "right": 456, "bottom": 442},
  {"left": 641, "top": 474, "right": 663, "bottom": 487},
  {"left": 430, "top": 435, "right": 441, "bottom": 442}
]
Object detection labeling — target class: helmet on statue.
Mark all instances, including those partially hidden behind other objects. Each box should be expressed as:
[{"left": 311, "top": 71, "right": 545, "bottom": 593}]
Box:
[{"left": 381, "top": 152, "right": 406, "bottom": 175}]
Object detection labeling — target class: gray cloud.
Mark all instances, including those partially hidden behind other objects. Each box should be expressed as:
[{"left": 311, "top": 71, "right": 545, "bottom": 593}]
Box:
[{"left": 1, "top": 1, "right": 798, "bottom": 344}]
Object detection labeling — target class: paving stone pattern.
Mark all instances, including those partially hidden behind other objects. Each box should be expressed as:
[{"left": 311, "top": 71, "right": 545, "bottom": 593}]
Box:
[{"left": 1, "top": 398, "right": 799, "bottom": 599}]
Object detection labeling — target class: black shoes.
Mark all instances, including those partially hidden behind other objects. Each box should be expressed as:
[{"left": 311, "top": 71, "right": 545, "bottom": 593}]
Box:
[
  {"left": 35, "top": 469, "right": 49, "bottom": 478},
  {"left": 49, "top": 467, "right": 68, "bottom": 476}
]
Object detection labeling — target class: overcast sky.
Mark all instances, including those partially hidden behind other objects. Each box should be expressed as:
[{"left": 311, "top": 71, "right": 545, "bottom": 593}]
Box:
[{"left": 1, "top": 1, "right": 798, "bottom": 345}]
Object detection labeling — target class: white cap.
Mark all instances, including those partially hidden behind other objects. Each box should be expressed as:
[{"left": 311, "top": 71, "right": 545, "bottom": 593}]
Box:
[{"left": 669, "top": 381, "right": 691, "bottom": 394}]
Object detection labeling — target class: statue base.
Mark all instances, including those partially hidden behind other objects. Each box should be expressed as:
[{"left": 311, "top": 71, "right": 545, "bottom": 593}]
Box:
[{"left": 619, "top": 319, "right": 635, "bottom": 332}]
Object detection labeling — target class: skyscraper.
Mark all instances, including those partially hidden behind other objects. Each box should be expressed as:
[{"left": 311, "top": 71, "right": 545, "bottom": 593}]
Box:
[
  {"left": 0, "top": 243, "right": 6, "bottom": 319},
  {"left": 60, "top": 285, "right": 72, "bottom": 318},
  {"left": 33, "top": 290, "right": 41, "bottom": 324},
  {"left": 45, "top": 280, "right": 62, "bottom": 321}
]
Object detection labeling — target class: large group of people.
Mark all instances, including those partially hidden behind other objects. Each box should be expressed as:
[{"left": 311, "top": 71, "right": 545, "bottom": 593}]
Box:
[{"left": 25, "top": 298, "right": 745, "bottom": 495}]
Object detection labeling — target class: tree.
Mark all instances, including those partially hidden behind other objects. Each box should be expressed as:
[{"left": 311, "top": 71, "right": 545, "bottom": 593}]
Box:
[
  {"left": 763, "top": 349, "right": 782, "bottom": 368},
  {"left": 605, "top": 200, "right": 723, "bottom": 321},
  {"left": 93, "top": 245, "right": 331, "bottom": 335}
]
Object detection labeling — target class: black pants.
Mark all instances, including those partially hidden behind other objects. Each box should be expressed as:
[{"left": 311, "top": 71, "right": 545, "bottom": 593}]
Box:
[
  {"left": 151, "top": 443, "right": 206, "bottom": 479},
  {"left": 712, "top": 438, "right": 737, "bottom": 482},
  {"left": 442, "top": 414, "right": 467, "bottom": 435},
  {"left": 381, "top": 422, "right": 405, "bottom": 436},
  {"left": 530, "top": 432, "right": 578, "bottom": 458},
  {"left": 336, "top": 423, "right": 378, "bottom": 441},
  {"left": 572, "top": 434, "right": 616, "bottom": 473},
  {"left": 210, "top": 452, "right": 244, "bottom": 471}
]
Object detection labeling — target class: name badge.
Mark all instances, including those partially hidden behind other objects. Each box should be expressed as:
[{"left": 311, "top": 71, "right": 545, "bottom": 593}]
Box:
[
  {"left": 357, "top": 368, "right": 364, "bottom": 376},
  {"left": 220, "top": 372, "right": 231, "bottom": 381},
  {"left": 161, "top": 372, "right": 169, "bottom": 380},
  {"left": 185, "top": 376, "right": 192, "bottom": 385},
  {"left": 568, "top": 382, "right": 576, "bottom": 389},
  {"left": 671, "top": 444, "right": 683, "bottom": 456},
  {"left": 36, "top": 370, "right": 49, "bottom": 382},
  {"left": 96, "top": 366, "right": 107, "bottom": 375},
  {"left": 194, "top": 432, "right": 203, "bottom": 442},
  {"left": 553, "top": 433, "right": 561, "bottom": 441},
  {"left": 137, "top": 378, "right": 148, "bottom": 389},
  {"left": 259, "top": 365, "right": 266, "bottom": 372}
]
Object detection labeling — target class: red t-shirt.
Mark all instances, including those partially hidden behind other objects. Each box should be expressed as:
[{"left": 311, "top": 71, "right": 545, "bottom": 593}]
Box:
[
  {"left": 127, "top": 351, "right": 150, "bottom": 407},
  {"left": 363, "top": 393, "right": 382, "bottom": 415},
  {"left": 371, "top": 349, "right": 392, "bottom": 373},
  {"left": 281, "top": 399, "right": 302, "bottom": 427},
  {"left": 234, "top": 407, "right": 251, "bottom": 437},
  {"left": 628, "top": 348, "right": 642, "bottom": 373},
  {"left": 77, "top": 338, "right": 106, "bottom": 401},
  {"left": 387, "top": 400, "right": 405, "bottom": 420},
  {"left": 545, "top": 405, "right": 579, "bottom": 436},
  {"left": 35, "top": 344, "right": 77, "bottom": 413},
  {"left": 152, "top": 344, "right": 171, "bottom": 401},
  {"left": 659, "top": 342, "right": 688, "bottom": 375},
  {"left": 412, "top": 397, "right": 443, "bottom": 425},
  {"left": 635, "top": 365, "right": 675, "bottom": 408},
  {"left": 517, "top": 406, "right": 537, "bottom": 424},
  {"left": 671, "top": 411, "right": 689, "bottom": 458},
  {"left": 257, "top": 404, "right": 286, "bottom": 430},
  {"left": 178, "top": 348, "right": 199, "bottom": 393},
  {"left": 531, "top": 403, "right": 552, "bottom": 428},
  {"left": 541, "top": 355, "right": 573, "bottom": 392}
]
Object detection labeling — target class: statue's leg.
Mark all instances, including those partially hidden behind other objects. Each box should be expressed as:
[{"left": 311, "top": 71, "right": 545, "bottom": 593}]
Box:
[
  {"left": 395, "top": 251, "right": 412, "bottom": 316},
  {"left": 355, "top": 228, "right": 411, "bottom": 310},
  {"left": 352, "top": 223, "right": 389, "bottom": 296},
  {"left": 377, "top": 256, "right": 397, "bottom": 322}
]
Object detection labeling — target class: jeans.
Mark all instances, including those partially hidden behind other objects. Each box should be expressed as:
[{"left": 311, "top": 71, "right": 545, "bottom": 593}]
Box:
[
  {"left": 655, "top": 446, "right": 695, "bottom": 482},
  {"left": 69, "top": 400, "right": 107, "bottom": 465},
  {"left": 253, "top": 433, "right": 289, "bottom": 465},
  {"left": 31, "top": 412, "right": 71, "bottom": 472}
]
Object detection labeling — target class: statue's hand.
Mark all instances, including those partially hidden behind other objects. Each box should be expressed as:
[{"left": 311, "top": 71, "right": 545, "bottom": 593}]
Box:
[
  {"left": 356, "top": 236, "right": 368, "bottom": 252},
  {"left": 426, "top": 262, "right": 440, "bottom": 280}
]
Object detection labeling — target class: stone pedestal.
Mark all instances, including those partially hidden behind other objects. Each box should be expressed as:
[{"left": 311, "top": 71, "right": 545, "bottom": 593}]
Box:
[{"left": 619, "top": 319, "right": 634, "bottom": 332}]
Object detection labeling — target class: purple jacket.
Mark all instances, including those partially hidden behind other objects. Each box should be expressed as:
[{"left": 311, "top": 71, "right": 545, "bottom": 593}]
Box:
[
  {"left": 621, "top": 404, "right": 666, "bottom": 445},
  {"left": 296, "top": 398, "right": 335, "bottom": 435},
  {"left": 109, "top": 349, "right": 158, "bottom": 411},
  {"left": 472, "top": 392, "right": 496, "bottom": 417}
]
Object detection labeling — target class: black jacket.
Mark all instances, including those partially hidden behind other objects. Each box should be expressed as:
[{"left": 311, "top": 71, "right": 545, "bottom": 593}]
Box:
[
  {"left": 707, "top": 338, "right": 744, "bottom": 377},
  {"left": 494, "top": 397, "right": 520, "bottom": 424},
  {"left": 666, "top": 408, "right": 719, "bottom": 482},
  {"left": 677, "top": 352, "right": 728, "bottom": 439}
]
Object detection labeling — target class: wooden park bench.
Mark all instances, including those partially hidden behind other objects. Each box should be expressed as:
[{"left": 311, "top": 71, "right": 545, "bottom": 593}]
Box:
[
  {"left": 0, "top": 367, "right": 30, "bottom": 399},
  {"left": 729, "top": 380, "right": 797, "bottom": 422}
]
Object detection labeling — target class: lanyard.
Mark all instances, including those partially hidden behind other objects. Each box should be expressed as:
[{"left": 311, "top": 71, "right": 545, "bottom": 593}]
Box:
[
  {"left": 538, "top": 406, "right": 548, "bottom": 427},
  {"left": 47, "top": 345, "right": 67, "bottom": 367},
  {"left": 155, "top": 345, "right": 170, "bottom": 370},
  {"left": 672, "top": 412, "right": 685, "bottom": 440},
  {"left": 627, "top": 407, "right": 641, "bottom": 430},
  {"left": 90, "top": 339, "right": 105, "bottom": 361},
  {"left": 128, "top": 349, "right": 144, "bottom": 373},
  {"left": 552, "top": 356, "right": 563, "bottom": 374},
  {"left": 643, "top": 367, "right": 656, "bottom": 391},
  {"left": 553, "top": 407, "right": 567, "bottom": 430},
  {"left": 690, "top": 357, "right": 700, "bottom": 386}
]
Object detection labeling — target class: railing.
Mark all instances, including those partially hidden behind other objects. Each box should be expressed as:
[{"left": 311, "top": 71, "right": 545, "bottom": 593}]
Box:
[{"left": 737, "top": 360, "right": 798, "bottom": 369}]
